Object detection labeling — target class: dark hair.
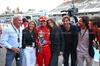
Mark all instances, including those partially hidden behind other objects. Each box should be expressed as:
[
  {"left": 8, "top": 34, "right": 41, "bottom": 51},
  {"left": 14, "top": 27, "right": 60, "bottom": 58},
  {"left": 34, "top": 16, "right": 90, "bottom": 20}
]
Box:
[
  {"left": 47, "top": 18, "right": 57, "bottom": 29},
  {"left": 62, "top": 15, "right": 70, "bottom": 21},
  {"left": 89, "top": 16, "right": 100, "bottom": 28},
  {"left": 23, "top": 18, "right": 26, "bottom": 22},
  {"left": 79, "top": 15, "right": 89, "bottom": 27},
  {"left": 25, "top": 20, "right": 37, "bottom": 32}
]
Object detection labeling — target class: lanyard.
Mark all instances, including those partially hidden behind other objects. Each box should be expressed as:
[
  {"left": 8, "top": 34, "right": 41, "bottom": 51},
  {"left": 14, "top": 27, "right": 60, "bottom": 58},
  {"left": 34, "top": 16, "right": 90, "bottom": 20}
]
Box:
[
  {"left": 12, "top": 25, "right": 20, "bottom": 43},
  {"left": 29, "top": 30, "right": 34, "bottom": 40},
  {"left": 80, "top": 28, "right": 87, "bottom": 40}
]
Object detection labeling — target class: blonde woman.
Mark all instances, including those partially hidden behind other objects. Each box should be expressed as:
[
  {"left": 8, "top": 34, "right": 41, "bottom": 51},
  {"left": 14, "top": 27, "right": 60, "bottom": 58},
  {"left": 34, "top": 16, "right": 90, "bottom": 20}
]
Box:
[{"left": 22, "top": 20, "right": 37, "bottom": 66}]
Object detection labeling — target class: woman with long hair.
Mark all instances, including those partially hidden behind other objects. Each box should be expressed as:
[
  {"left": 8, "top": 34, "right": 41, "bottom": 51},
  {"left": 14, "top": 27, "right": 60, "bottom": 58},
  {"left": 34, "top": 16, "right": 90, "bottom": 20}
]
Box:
[
  {"left": 22, "top": 20, "right": 37, "bottom": 66},
  {"left": 47, "top": 18, "right": 65, "bottom": 66}
]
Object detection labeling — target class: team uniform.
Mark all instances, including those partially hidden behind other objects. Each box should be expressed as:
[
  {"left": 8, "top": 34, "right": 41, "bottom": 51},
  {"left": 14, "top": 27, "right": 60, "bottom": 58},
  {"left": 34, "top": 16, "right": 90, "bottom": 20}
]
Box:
[{"left": 35, "top": 16, "right": 51, "bottom": 66}]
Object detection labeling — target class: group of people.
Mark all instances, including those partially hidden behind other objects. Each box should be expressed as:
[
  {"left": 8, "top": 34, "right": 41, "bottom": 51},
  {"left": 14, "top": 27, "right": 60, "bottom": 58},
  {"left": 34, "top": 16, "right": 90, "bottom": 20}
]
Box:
[{"left": 0, "top": 14, "right": 100, "bottom": 66}]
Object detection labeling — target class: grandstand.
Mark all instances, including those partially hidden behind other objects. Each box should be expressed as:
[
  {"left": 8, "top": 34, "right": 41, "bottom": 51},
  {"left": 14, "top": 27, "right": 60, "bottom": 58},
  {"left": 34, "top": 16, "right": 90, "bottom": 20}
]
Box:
[
  {"left": 48, "top": 0, "right": 100, "bottom": 23},
  {"left": 49, "top": 0, "right": 100, "bottom": 12}
]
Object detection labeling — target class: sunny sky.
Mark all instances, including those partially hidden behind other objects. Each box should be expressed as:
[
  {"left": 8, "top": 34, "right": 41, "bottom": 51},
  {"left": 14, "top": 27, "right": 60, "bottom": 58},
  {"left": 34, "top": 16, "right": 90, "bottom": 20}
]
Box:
[{"left": 0, "top": 0, "right": 63, "bottom": 13}]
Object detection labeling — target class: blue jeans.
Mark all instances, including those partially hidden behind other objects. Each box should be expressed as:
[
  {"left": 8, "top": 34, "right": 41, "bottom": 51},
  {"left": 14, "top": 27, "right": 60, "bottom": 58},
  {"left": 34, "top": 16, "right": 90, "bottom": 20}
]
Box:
[
  {"left": 63, "top": 51, "right": 77, "bottom": 66},
  {"left": 5, "top": 48, "right": 23, "bottom": 66}
]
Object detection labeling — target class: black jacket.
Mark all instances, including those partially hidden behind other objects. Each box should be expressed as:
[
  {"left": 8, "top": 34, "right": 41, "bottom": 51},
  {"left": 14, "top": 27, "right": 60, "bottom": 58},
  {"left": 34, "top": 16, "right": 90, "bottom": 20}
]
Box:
[
  {"left": 22, "top": 29, "right": 36, "bottom": 49},
  {"left": 74, "top": 26, "right": 95, "bottom": 58},
  {"left": 59, "top": 24, "right": 76, "bottom": 52},
  {"left": 50, "top": 27, "right": 65, "bottom": 53}
]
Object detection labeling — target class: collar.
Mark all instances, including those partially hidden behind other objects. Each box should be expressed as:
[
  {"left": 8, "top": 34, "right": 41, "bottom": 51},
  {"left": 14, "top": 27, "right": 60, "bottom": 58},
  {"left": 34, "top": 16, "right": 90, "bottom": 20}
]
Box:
[
  {"left": 12, "top": 24, "right": 20, "bottom": 33},
  {"left": 12, "top": 24, "right": 20, "bottom": 30}
]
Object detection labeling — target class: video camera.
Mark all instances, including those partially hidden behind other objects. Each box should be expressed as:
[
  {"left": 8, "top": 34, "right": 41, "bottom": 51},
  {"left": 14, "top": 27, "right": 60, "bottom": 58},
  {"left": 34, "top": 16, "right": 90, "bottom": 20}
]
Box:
[{"left": 61, "top": 8, "right": 78, "bottom": 17}]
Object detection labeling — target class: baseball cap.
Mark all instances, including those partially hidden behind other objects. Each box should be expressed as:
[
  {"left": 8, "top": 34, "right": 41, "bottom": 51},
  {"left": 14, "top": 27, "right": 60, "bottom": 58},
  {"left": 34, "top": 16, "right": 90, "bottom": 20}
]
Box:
[{"left": 40, "top": 16, "right": 47, "bottom": 21}]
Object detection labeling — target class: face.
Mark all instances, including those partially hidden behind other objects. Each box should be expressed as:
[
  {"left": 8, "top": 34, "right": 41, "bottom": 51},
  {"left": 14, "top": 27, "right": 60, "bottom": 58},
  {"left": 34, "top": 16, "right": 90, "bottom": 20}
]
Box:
[
  {"left": 40, "top": 20, "right": 46, "bottom": 26},
  {"left": 78, "top": 18, "right": 85, "bottom": 27},
  {"left": 14, "top": 17, "right": 22, "bottom": 28},
  {"left": 89, "top": 21, "right": 95, "bottom": 30},
  {"left": 62, "top": 18, "right": 70, "bottom": 27},
  {"left": 48, "top": 20, "right": 54, "bottom": 28},
  {"left": 29, "top": 22, "right": 35, "bottom": 30}
]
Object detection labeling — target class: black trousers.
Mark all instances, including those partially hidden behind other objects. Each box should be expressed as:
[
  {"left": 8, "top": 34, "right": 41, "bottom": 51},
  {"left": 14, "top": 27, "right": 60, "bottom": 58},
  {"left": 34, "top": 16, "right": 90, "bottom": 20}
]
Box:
[
  {"left": 49, "top": 51, "right": 59, "bottom": 66},
  {"left": 63, "top": 51, "right": 77, "bottom": 66}
]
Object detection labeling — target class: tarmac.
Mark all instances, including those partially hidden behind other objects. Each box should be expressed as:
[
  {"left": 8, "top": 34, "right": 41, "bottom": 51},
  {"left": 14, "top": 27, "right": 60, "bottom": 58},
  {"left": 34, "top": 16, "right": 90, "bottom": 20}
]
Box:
[{"left": 0, "top": 46, "right": 99, "bottom": 66}]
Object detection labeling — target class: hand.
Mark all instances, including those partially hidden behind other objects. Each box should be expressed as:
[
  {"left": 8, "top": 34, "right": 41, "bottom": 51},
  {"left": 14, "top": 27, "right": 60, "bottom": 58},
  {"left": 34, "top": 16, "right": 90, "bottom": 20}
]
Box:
[
  {"left": 59, "top": 51, "right": 63, "bottom": 56},
  {"left": 92, "top": 40, "right": 95, "bottom": 46},
  {"left": 38, "top": 43, "right": 42, "bottom": 47},
  {"left": 11, "top": 47, "right": 20, "bottom": 54},
  {"left": 75, "top": 22, "right": 79, "bottom": 27}
]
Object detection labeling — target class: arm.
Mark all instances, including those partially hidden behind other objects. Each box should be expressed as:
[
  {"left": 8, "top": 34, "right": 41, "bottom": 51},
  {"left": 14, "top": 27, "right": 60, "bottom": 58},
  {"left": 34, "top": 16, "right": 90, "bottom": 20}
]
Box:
[
  {"left": 73, "top": 15, "right": 78, "bottom": 23},
  {"left": 59, "top": 28, "right": 65, "bottom": 55},
  {"left": 35, "top": 28, "right": 39, "bottom": 44},
  {"left": 1, "top": 28, "right": 12, "bottom": 49},
  {"left": 72, "top": 26, "right": 77, "bottom": 51},
  {"left": 1, "top": 28, "right": 20, "bottom": 53}
]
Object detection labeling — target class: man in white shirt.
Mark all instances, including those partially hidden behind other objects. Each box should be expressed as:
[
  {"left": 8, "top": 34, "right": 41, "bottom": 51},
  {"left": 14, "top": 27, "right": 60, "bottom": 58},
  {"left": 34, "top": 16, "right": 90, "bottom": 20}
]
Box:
[
  {"left": 1, "top": 14, "right": 23, "bottom": 66},
  {"left": 75, "top": 15, "right": 95, "bottom": 66}
]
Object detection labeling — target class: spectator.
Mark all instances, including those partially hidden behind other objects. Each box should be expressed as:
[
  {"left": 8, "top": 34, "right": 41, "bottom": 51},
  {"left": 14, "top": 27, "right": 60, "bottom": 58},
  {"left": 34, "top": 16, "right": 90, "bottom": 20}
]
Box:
[
  {"left": 22, "top": 20, "right": 37, "bottom": 66},
  {"left": 74, "top": 15, "right": 95, "bottom": 66},
  {"left": 25, "top": 17, "right": 29, "bottom": 22},
  {"left": 47, "top": 18, "right": 64, "bottom": 66},
  {"left": 22, "top": 18, "right": 28, "bottom": 28},
  {"left": 59, "top": 15, "right": 77, "bottom": 66},
  {"left": 1, "top": 14, "right": 23, "bottom": 66},
  {"left": 36, "top": 20, "right": 40, "bottom": 27}
]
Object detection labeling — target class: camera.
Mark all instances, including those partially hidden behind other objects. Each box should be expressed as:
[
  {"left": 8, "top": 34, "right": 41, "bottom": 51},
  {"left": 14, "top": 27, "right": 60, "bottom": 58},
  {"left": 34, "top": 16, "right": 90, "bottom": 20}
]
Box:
[{"left": 61, "top": 8, "right": 78, "bottom": 17}]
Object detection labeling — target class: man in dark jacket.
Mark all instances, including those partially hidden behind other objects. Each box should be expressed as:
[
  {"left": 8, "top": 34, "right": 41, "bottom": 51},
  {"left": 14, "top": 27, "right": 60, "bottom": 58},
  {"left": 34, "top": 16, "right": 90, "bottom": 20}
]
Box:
[
  {"left": 74, "top": 15, "right": 95, "bottom": 66},
  {"left": 59, "top": 15, "right": 77, "bottom": 66}
]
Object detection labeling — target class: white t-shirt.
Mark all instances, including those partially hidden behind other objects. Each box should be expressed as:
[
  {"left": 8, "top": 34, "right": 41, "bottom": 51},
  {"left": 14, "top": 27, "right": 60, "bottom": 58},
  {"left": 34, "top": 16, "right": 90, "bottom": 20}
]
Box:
[{"left": 77, "top": 29, "right": 89, "bottom": 53}]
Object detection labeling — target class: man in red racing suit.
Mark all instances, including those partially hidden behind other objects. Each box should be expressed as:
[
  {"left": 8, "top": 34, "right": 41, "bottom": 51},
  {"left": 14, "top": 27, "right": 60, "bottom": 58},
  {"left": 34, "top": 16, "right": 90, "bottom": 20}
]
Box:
[{"left": 35, "top": 16, "right": 51, "bottom": 66}]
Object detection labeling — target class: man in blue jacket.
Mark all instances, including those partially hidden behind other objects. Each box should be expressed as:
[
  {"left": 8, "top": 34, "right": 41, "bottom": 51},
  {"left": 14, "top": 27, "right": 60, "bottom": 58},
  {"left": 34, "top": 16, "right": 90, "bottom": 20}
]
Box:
[{"left": 74, "top": 15, "right": 95, "bottom": 66}]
